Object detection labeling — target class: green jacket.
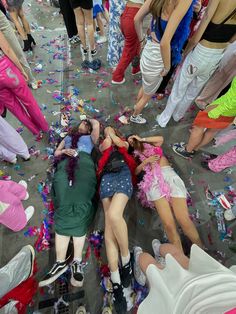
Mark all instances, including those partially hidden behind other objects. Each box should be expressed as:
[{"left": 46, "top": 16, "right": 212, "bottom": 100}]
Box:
[{"left": 208, "top": 77, "right": 236, "bottom": 119}]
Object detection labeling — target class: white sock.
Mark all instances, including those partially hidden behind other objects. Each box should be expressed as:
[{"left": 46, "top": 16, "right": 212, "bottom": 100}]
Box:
[
  {"left": 110, "top": 269, "right": 121, "bottom": 284},
  {"left": 121, "top": 251, "right": 130, "bottom": 266}
]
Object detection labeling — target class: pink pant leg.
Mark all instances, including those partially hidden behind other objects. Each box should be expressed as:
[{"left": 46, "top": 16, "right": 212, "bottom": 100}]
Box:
[
  {"left": 0, "top": 180, "right": 27, "bottom": 200},
  {"left": 208, "top": 146, "right": 236, "bottom": 173},
  {"left": 0, "top": 56, "right": 49, "bottom": 133},
  {"left": 0, "top": 89, "right": 40, "bottom": 135}
]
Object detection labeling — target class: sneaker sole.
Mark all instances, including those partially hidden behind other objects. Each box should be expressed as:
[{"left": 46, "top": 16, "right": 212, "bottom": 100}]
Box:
[
  {"left": 152, "top": 239, "right": 161, "bottom": 260},
  {"left": 39, "top": 265, "right": 68, "bottom": 287},
  {"left": 70, "top": 276, "right": 84, "bottom": 287},
  {"left": 26, "top": 245, "right": 35, "bottom": 278},
  {"left": 111, "top": 79, "right": 125, "bottom": 85},
  {"left": 130, "top": 118, "right": 146, "bottom": 124}
]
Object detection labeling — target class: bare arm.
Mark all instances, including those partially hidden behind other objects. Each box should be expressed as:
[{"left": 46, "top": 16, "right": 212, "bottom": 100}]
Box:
[
  {"left": 109, "top": 132, "right": 129, "bottom": 149},
  {"left": 134, "top": 0, "right": 152, "bottom": 41},
  {"left": 89, "top": 119, "right": 100, "bottom": 144},
  {"left": 135, "top": 155, "right": 160, "bottom": 175},
  {"left": 160, "top": 0, "right": 193, "bottom": 73},
  {"left": 0, "top": 31, "right": 27, "bottom": 80},
  {"left": 184, "top": 0, "right": 220, "bottom": 55},
  {"left": 99, "top": 137, "right": 112, "bottom": 152},
  {"left": 54, "top": 139, "right": 77, "bottom": 157},
  {"left": 131, "top": 135, "right": 164, "bottom": 147}
]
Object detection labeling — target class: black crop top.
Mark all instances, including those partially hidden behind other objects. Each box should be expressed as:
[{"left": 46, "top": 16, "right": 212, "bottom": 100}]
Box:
[{"left": 202, "top": 8, "right": 236, "bottom": 43}]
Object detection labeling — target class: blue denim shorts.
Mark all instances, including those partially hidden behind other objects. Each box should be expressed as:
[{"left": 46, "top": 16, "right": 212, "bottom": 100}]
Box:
[{"left": 100, "top": 165, "right": 133, "bottom": 199}]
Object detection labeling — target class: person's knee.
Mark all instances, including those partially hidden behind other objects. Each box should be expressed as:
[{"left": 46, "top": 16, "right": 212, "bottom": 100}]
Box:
[{"left": 107, "top": 210, "right": 122, "bottom": 226}]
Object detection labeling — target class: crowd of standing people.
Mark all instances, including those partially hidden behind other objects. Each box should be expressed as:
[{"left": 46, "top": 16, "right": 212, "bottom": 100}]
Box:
[{"left": 0, "top": 0, "right": 236, "bottom": 313}]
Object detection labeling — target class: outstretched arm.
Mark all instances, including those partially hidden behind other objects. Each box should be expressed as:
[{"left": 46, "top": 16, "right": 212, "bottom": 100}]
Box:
[
  {"left": 131, "top": 135, "right": 164, "bottom": 147},
  {"left": 89, "top": 119, "right": 100, "bottom": 144}
]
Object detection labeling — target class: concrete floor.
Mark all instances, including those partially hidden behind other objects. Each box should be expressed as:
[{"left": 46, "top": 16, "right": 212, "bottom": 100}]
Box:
[{"left": 0, "top": 1, "right": 236, "bottom": 313}]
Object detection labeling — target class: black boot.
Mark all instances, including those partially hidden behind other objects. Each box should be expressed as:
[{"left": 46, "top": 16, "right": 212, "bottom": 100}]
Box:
[
  {"left": 23, "top": 39, "right": 32, "bottom": 51},
  {"left": 27, "top": 33, "right": 36, "bottom": 46}
]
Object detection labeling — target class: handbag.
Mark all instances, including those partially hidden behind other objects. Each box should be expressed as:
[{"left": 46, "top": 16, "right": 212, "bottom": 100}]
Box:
[{"left": 103, "top": 151, "right": 125, "bottom": 174}]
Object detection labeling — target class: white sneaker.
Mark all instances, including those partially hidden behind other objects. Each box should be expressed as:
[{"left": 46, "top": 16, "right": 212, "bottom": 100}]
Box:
[
  {"left": 97, "top": 36, "right": 107, "bottom": 44},
  {"left": 9, "top": 157, "right": 17, "bottom": 164},
  {"left": 30, "top": 81, "right": 38, "bottom": 90},
  {"left": 111, "top": 78, "right": 125, "bottom": 85},
  {"left": 25, "top": 206, "right": 34, "bottom": 222},
  {"left": 19, "top": 180, "right": 29, "bottom": 200},
  {"left": 19, "top": 180, "right": 28, "bottom": 189},
  {"left": 152, "top": 239, "right": 166, "bottom": 267},
  {"left": 76, "top": 305, "right": 86, "bottom": 314},
  {"left": 130, "top": 114, "right": 146, "bottom": 124},
  {"left": 133, "top": 246, "right": 146, "bottom": 286}
]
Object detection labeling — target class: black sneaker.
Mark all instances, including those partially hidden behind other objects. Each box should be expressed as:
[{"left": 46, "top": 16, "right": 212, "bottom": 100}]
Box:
[
  {"left": 120, "top": 259, "right": 132, "bottom": 288},
  {"left": 70, "top": 260, "right": 84, "bottom": 287},
  {"left": 91, "top": 49, "right": 97, "bottom": 57},
  {"left": 172, "top": 143, "right": 195, "bottom": 159},
  {"left": 201, "top": 161, "right": 210, "bottom": 170},
  {"left": 39, "top": 260, "right": 68, "bottom": 287},
  {"left": 112, "top": 282, "right": 127, "bottom": 314}
]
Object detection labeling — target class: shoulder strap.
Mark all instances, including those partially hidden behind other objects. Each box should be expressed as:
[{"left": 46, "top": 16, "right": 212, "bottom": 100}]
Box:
[{"left": 221, "top": 8, "right": 236, "bottom": 24}]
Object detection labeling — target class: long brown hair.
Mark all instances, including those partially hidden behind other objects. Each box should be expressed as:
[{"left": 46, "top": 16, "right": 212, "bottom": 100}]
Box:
[
  {"left": 149, "top": 0, "right": 165, "bottom": 19},
  {"left": 132, "top": 138, "right": 145, "bottom": 152}
]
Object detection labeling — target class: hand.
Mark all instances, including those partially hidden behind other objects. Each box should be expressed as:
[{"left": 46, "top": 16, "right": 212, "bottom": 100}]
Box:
[
  {"left": 160, "top": 68, "right": 169, "bottom": 77},
  {"left": 22, "top": 70, "right": 29, "bottom": 82},
  {"left": 130, "top": 135, "right": 142, "bottom": 142},
  {"left": 62, "top": 149, "right": 77, "bottom": 157},
  {"left": 204, "top": 104, "right": 218, "bottom": 113},
  {"left": 194, "top": 0, "right": 202, "bottom": 13},
  {"left": 144, "top": 155, "right": 160, "bottom": 165}
]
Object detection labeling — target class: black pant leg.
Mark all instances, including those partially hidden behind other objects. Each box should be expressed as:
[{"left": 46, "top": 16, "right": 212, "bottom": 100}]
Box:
[
  {"left": 59, "top": 0, "right": 78, "bottom": 39},
  {"left": 156, "top": 65, "right": 176, "bottom": 94}
]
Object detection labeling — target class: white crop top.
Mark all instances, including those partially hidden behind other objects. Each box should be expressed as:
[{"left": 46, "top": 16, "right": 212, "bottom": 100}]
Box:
[{"left": 128, "top": 0, "right": 144, "bottom": 4}]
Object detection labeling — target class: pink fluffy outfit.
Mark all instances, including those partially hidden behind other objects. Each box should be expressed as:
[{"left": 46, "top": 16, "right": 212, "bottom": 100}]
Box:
[
  {"left": 208, "top": 146, "right": 236, "bottom": 173},
  {"left": 0, "top": 180, "right": 28, "bottom": 231},
  {"left": 134, "top": 143, "right": 170, "bottom": 208}
]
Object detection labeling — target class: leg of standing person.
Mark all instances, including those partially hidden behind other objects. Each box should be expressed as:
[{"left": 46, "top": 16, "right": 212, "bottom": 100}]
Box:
[
  {"left": 74, "top": 7, "right": 86, "bottom": 49},
  {"left": 0, "top": 58, "right": 49, "bottom": 133},
  {"left": 0, "top": 116, "right": 30, "bottom": 160},
  {"left": 18, "top": 7, "right": 36, "bottom": 46},
  {"left": 157, "top": 45, "right": 224, "bottom": 127},
  {"left": 0, "top": 89, "right": 41, "bottom": 135},
  {"left": 112, "top": 7, "right": 140, "bottom": 83},
  {"left": 153, "top": 198, "right": 183, "bottom": 251},
  {"left": 0, "top": 11, "right": 36, "bottom": 85},
  {"left": 0, "top": 144, "right": 17, "bottom": 163},
  {"left": 58, "top": 0, "right": 78, "bottom": 39},
  {"left": 82, "top": 8, "right": 95, "bottom": 53},
  {"left": 8, "top": 8, "right": 27, "bottom": 40}
]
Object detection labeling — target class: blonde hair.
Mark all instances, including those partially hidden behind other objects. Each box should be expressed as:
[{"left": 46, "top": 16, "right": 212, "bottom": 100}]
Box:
[{"left": 149, "top": 0, "right": 165, "bottom": 19}]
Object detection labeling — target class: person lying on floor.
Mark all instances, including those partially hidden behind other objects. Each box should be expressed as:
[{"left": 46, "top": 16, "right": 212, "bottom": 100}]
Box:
[
  {"left": 39, "top": 119, "right": 100, "bottom": 288},
  {"left": 133, "top": 241, "right": 236, "bottom": 314},
  {"left": 127, "top": 134, "right": 202, "bottom": 251}
]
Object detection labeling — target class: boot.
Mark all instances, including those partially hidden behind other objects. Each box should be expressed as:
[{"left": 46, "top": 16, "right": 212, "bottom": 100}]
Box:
[
  {"left": 27, "top": 33, "right": 36, "bottom": 46},
  {"left": 23, "top": 39, "right": 32, "bottom": 51}
]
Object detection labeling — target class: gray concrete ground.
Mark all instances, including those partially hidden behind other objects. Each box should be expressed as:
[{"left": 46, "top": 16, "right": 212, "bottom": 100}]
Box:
[{"left": 0, "top": 1, "right": 236, "bottom": 313}]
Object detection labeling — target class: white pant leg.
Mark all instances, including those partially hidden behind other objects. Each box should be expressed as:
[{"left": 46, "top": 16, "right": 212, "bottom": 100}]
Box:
[
  {"left": 0, "top": 116, "right": 30, "bottom": 159},
  {"left": 0, "top": 144, "right": 16, "bottom": 162},
  {"left": 157, "top": 44, "right": 224, "bottom": 127},
  {"left": 157, "top": 50, "right": 199, "bottom": 127}
]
